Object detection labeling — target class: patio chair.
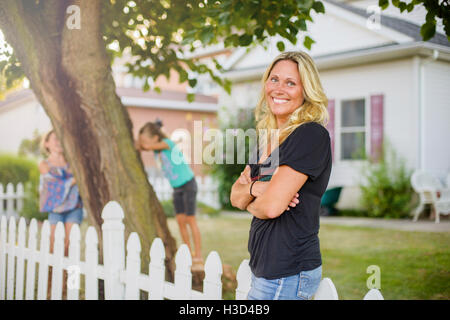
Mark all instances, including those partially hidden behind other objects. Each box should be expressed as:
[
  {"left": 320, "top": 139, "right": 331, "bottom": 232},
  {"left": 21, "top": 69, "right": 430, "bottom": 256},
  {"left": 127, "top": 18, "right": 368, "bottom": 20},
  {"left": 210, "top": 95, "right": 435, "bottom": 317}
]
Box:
[{"left": 410, "top": 170, "right": 450, "bottom": 223}]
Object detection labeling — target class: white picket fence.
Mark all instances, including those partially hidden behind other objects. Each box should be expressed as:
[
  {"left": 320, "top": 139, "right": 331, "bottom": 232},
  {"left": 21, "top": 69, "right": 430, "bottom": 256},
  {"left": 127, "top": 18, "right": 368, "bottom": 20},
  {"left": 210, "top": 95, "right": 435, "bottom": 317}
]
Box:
[
  {"left": 0, "top": 175, "right": 220, "bottom": 221},
  {"left": 0, "top": 183, "right": 24, "bottom": 220},
  {"left": 0, "top": 201, "right": 383, "bottom": 300}
]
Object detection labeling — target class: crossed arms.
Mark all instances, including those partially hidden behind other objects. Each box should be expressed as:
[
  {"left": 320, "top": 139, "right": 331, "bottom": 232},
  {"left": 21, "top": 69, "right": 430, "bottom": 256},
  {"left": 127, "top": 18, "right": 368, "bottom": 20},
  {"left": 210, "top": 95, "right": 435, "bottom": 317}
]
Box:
[{"left": 230, "top": 165, "right": 308, "bottom": 220}]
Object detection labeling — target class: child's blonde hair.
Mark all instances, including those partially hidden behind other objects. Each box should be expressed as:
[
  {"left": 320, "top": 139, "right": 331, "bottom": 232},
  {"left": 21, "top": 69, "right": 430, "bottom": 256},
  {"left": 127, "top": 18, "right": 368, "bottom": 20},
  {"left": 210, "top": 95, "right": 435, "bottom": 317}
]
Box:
[{"left": 40, "top": 129, "right": 55, "bottom": 157}]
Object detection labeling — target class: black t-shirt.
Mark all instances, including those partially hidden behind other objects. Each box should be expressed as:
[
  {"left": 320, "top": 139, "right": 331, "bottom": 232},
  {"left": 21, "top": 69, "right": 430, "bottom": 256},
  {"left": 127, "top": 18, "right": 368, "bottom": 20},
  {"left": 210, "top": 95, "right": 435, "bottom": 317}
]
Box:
[{"left": 247, "top": 121, "right": 332, "bottom": 279}]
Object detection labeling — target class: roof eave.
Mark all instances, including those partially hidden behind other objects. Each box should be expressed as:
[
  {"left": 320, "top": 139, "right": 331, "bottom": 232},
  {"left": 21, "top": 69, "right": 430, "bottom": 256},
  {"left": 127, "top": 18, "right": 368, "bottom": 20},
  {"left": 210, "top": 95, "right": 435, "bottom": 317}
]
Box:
[{"left": 222, "top": 42, "right": 450, "bottom": 82}]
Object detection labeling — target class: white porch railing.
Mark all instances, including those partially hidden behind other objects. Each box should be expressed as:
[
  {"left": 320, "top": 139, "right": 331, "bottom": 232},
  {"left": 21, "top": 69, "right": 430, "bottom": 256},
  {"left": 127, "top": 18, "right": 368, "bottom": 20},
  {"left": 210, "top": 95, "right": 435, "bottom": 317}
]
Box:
[{"left": 0, "top": 201, "right": 383, "bottom": 300}]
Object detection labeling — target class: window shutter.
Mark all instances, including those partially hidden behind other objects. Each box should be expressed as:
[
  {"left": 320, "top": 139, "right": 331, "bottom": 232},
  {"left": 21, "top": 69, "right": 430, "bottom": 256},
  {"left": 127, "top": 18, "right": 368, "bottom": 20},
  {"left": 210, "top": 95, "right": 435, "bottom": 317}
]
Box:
[
  {"left": 370, "top": 94, "right": 384, "bottom": 162},
  {"left": 326, "top": 99, "right": 335, "bottom": 161}
]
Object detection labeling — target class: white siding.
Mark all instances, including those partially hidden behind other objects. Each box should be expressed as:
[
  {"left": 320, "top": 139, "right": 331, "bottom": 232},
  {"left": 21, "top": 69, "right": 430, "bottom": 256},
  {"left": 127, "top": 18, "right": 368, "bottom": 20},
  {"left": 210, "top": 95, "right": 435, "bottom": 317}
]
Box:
[
  {"left": 0, "top": 100, "right": 51, "bottom": 154},
  {"left": 423, "top": 60, "right": 450, "bottom": 181},
  {"left": 321, "top": 58, "right": 418, "bottom": 187},
  {"left": 350, "top": 0, "right": 446, "bottom": 35},
  {"left": 232, "top": 2, "right": 395, "bottom": 71}
]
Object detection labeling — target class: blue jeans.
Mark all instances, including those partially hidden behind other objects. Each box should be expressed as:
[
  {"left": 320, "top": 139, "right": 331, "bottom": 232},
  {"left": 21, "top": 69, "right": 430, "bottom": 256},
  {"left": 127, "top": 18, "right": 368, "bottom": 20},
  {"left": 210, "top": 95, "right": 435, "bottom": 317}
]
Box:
[
  {"left": 247, "top": 265, "right": 322, "bottom": 300},
  {"left": 48, "top": 207, "right": 84, "bottom": 225}
]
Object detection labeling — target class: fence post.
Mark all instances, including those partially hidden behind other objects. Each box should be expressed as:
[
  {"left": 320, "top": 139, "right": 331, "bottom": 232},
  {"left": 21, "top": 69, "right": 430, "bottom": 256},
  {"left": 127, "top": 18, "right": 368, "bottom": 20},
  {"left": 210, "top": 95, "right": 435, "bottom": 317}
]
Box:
[
  {"left": 148, "top": 238, "right": 165, "bottom": 300},
  {"left": 314, "top": 278, "right": 339, "bottom": 300},
  {"left": 15, "top": 217, "right": 27, "bottom": 300},
  {"left": 25, "top": 219, "right": 38, "bottom": 300},
  {"left": 363, "top": 288, "right": 384, "bottom": 300},
  {"left": 102, "top": 201, "right": 125, "bottom": 300},
  {"left": 0, "top": 184, "right": 4, "bottom": 216},
  {"left": 85, "top": 227, "right": 99, "bottom": 300},
  {"left": 6, "top": 216, "right": 16, "bottom": 300},
  {"left": 203, "top": 251, "right": 223, "bottom": 299},
  {"left": 236, "top": 259, "right": 251, "bottom": 300},
  {"left": 67, "top": 224, "right": 81, "bottom": 300},
  {"left": 124, "top": 232, "right": 141, "bottom": 300},
  {"left": 0, "top": 215, "right": 7, "bottom": 299},
  {"left": 51, "top": 222, "right": 65, "bottom": 300},
  {"left": 16, "top": 183, "right": 24, "bottom": 214},
  {"left": 37, "top": 221, "right": 50, "bottom": 300},
  {"left": 174, "top": 244, "right": 192, "bottom": 299},
  {"left": 6, "top": 184, "right": 15, "bottom": 219}
]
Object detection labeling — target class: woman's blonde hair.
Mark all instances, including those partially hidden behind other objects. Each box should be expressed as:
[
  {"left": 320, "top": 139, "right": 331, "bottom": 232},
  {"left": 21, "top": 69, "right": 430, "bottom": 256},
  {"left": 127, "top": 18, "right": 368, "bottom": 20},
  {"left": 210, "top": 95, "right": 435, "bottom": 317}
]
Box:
[
  {"left": 255, "top": 51, "right": 329, "bottom": 146},
  {"left": 40, "top": 129, "right": 55, "bottom": 157}
]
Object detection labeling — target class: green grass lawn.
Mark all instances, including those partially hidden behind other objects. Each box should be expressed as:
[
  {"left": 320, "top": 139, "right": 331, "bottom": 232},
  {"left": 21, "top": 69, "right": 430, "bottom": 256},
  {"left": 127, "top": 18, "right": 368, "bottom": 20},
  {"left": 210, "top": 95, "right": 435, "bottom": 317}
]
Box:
[{"left": 168, "top": 214, "right": 450, "bottom": 300}]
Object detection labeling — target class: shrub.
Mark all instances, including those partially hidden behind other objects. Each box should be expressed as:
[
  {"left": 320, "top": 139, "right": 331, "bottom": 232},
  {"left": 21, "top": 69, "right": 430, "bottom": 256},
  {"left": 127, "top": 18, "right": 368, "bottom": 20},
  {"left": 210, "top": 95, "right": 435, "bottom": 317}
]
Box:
[
  {"left": 160, "top": 199, "right": 175, "bottom": 217},
  {"left": 359, "top": 142, "right": 415, "bottom": 219},
  {"left": 209, "top": 108, "right": 256, "bottom": 210},
  {"left": 0, "top": 153, "right": 43, "bottom": 221},
  {"left": 197, "top": 201, "right": 221, "bottom": 217}
]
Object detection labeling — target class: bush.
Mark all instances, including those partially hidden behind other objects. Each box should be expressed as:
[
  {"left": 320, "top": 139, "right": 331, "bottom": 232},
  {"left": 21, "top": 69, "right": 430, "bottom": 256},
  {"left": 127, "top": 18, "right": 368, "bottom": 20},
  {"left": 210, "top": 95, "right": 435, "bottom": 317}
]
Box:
[
  {"left": 209, "top": 108, "right": 256, "bottom": 210},
  {"left": 160, "top": 199, "right": 175, "bottom": 217},
  {"left": 359, "top": 142, "right": 415, "bottom": 219},
  {"left": 0, "top": 153, "right": 43, "bottom": 221},
  {"left": 197, "top": 201, "right": 221, "bottom": 217}
]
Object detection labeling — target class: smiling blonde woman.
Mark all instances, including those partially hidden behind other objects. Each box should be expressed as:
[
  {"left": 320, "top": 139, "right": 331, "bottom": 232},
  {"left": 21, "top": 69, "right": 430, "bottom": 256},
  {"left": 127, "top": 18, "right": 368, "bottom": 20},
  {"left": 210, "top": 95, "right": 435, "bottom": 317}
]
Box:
[{"left": 230, "top": 51, "right": 332, "bottom": 300}]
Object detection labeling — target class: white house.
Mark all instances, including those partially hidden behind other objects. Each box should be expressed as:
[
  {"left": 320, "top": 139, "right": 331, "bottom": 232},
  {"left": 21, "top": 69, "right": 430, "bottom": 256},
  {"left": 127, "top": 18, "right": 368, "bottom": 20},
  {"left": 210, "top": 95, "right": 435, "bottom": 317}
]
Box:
[
  {"left": 216, "top": 0, "right": 450, "bottom": 209},
  {"left": 0, "top": 0, "right": 448, "bottom": 210}
]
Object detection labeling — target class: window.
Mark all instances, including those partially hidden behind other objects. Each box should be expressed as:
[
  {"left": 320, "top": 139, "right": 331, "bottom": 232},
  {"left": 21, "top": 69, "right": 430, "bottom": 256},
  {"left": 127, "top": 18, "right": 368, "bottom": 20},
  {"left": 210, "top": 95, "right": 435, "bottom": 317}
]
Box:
[{"left": 340, "top": 98, "right": 366, "bottom": 160}]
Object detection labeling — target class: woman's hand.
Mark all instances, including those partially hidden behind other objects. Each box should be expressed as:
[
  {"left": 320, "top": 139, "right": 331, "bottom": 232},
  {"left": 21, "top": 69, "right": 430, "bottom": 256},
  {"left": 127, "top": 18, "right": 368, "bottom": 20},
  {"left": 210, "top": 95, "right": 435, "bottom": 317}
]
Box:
[
  {"left": 238, "top": 165, "right": 252, "bottom": 184},
  {"left": 286, "top": 193, "right": 300, "bottom": 211}
]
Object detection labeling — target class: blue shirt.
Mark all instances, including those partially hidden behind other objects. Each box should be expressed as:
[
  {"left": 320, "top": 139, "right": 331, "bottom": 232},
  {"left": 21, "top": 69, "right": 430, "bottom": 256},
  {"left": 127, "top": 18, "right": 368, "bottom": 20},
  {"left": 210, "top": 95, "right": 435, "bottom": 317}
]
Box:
[{"left": 155, "top": 138, "right": 194, "bottom": 188}]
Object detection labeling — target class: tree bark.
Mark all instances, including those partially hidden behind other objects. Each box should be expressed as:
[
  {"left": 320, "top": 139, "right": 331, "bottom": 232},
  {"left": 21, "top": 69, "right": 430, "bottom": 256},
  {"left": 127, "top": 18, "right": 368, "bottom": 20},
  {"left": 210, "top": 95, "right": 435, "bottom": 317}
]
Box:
[{"left": 0, "top": 0, "right": 177, "bottom": 279}]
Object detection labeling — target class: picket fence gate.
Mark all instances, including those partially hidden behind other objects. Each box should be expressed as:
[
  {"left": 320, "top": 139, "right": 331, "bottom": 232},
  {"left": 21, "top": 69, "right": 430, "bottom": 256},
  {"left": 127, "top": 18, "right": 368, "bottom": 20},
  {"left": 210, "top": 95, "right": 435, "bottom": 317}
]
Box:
[{"left": 0, "top": 201, "right": 383, "bottom": 300}]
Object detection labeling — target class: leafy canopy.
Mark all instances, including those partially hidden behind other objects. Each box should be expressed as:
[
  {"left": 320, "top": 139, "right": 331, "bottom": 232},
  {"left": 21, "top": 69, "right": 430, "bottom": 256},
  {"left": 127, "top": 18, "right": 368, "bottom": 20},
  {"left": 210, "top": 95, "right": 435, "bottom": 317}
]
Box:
[
  {"left": 378, "top": 0, "right": 450, "bottom": 41},
  {"left": 1, "top": 0, "right": 326, "bottom": 100}
]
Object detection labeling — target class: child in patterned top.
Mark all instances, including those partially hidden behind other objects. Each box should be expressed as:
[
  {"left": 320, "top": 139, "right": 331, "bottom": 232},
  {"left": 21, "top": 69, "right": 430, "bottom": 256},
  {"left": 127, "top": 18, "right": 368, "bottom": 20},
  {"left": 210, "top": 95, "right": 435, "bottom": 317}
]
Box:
[{"left": 39, "top": 130, "right": 83, "bottom": 256}]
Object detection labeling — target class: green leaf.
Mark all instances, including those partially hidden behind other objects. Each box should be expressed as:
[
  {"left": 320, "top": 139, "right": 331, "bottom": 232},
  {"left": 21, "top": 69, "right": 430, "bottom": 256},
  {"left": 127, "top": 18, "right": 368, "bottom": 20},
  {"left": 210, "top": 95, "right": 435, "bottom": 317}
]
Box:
[
  {"left": 378, "top": 0, "right": 389, "bottom": 10},
  {"left": 254, "top": 27, "right": 264, "bottom": 39},
  {"left": 303, "top": 35, "right": 315, "bottom": 50},
  {"left": 421, "top": 21, "right": 436, "bottom": 41},
  {"left": 143, "top": 80, "right": 150, "bottom": 92},
  {"left": 238, "top": 34, "right": 253, "bottom": 46},
  {"left": 312, "top": 1, "right": 325, "bottom": 14},
  {"left": 200, "top": 26, "right": 214, "bottom": 45},
  {"left": 188, "top": 78, "right": 197, "bottom": 87},
  {"left": 297, "top": 0, "right": 314, "bottom": 10},
  {"left": 187, "top": 93, "right": 195, "bottom": 103},
  {"left": 406, "top": 2, "right": 414, "bottom": 12},
  {"left": 276, "top": 41, "right": 285, "bottom": 52},
  {"left": 178, "top": 69, "right": 188, "bottom": 83},
  {"left": 295, "top": 18, "right": 307, "bottom": 31}
]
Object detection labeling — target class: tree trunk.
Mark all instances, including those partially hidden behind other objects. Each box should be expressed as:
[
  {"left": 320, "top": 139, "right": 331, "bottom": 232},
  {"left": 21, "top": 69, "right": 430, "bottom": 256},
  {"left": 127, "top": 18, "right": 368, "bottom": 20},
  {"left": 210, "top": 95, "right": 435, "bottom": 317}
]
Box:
[{"left": 0, "top": 0, "right": 177, "bottom": 279}]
